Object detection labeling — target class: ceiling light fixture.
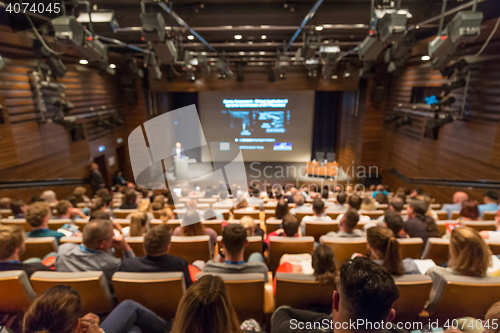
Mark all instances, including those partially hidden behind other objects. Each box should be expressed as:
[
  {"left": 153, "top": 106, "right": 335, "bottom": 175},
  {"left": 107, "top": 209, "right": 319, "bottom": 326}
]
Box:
[
  {"left": 261, "top": 35, "right": 267, "bottom": 40},
  {"left": 315, "top": 26, "right": 323, "bottom": 31},
  {"left": 234, "top": 34, "right": 242, "bottom": 40},
  {"left": 109, "top": 64, "right": 116, "bottom": 69},
  {"left": 421, "top": 55, "right": 430, "bottom": 61},
  {"left": 187, "top": 35, "right": 194, "bottom": 40},
  {"left": 79, "top": 59, "right": 88, "bottom": 65}
]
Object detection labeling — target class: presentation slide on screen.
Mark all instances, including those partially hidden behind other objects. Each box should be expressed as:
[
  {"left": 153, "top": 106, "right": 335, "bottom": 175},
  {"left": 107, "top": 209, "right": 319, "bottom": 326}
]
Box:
[{"left": 199, "top": 91, "right": 315, "bottom": 162}]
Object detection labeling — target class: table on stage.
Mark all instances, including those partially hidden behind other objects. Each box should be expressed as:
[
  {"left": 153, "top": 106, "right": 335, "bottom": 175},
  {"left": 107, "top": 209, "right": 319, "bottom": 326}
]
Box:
[{"left": 305, "top": 161, "right": 338, "bottom": 177}]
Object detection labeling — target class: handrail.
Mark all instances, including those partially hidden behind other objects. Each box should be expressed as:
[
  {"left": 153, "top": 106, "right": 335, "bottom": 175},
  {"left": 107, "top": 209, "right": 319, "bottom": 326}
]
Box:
[
  {"left": 389, "top": 168, "right": 500, "bottom": 188},
  {"left": 0, "top": 178, "right": 89, "bottom": 189}
]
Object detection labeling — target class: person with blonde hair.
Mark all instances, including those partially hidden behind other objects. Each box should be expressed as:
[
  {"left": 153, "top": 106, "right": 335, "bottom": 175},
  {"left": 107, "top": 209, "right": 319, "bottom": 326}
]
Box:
[
  {"left": 366, "top": 226, "right": 419, "bottom": 275},
  {"left": 240, "top": 215, "right": 264, "bottom": 238},
  {"left": 125, "top": 199, "right": 154, "bottom": 228},
  {"left": 172, "top": 210, "right": 217, "bottom": 256},
  {"left": 360, "top": 197, "right": 377, "bottom": 211},
  {"left": 26, "top": 202, "right": 66, "bottom": 243},
  {"left": 159, "top": 206, "right": 174, "bottom": 223},
  {"left": 41, "top": 190, "right": 57, "bottom": 205},
  {"left": 426, "top": 227, "right": 493, "bottom": 311},
  {"left": 484, "top": 302, "right": 500, "bottom": 333},
  {"left": 122, "top": 211, "right": 148, "bottom": 237},
  {"left": 151, "top": 195, "right": 166, "bottom": 211},
  {"left": 170, "top": 274, "right": 244, "bottom": 333}
]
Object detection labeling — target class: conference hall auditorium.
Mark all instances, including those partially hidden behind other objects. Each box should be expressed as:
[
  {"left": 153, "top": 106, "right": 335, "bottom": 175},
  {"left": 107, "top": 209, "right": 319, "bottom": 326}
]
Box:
[{"left": 0, "top": 0, "right": 500, "bottom": 332}]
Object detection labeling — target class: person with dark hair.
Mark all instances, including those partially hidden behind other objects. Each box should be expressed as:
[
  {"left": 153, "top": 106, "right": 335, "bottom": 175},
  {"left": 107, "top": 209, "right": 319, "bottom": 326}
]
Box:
[
  {"left": 480, "top": 209, "right": 500, "bottom": 242},
  {"left": 264, "top": 213, "right": 302, "bottom": 247},
  {"left": 458, "top": 200, "right": 481, "bottom": 221},
  {"left": 301, "top": 198, "right": 332, "bottom": 229},
  {"left": 203, "top": 224, "right": 268, "bottom": 281},
  {"left": 55, "top": 200, "right": 87, "bottom": 221},
  {"left": 326, "top": 193, "right": 347, "bottom": 212},
  {"left": 268, "top": 198, "right": 290, "bottom": 221},
  {"left": 30, "top": 195, "right": 43, "bottom": 204},
  {"left": 404, "top": 200, "right": 441, "bottom": 248},
  {"left": 120, "top": 225, "right": 192, "bottom": 287},
  {"left": 161, "top": 188, "right": 177, "bottom": 206},
  {"left": 0, "top": 225, "right": 51, "bottom": 277},
  {"left": 0, "top": 197, "right": 11, "bottom": 209},
  {"left": 120, "top": 188, "right": 138, "bottom": 209},
  {"left": 113, "top": 170, "right": 127, "bottom": 187},
  {"left": 171, "top": 275, "right": 244, "bottom": 333},
  {"left": 375, "top": 192, "right": 389, "bottom": 205},
  {"left": 172, "top": 210, "right": 217, "bottom": 256},
  {"left": 327, "top": 208, "right": 364, "bottom": 238},
  {"left": 25, "top": 202, "right": 66, "bottom": 243},
  {"left": 10, "top": 200, "right": 26, "bottom": 219},
  {"left": 479, "top": 190, "right": 499, "bottom": 218},
  {"left": 214, "top": 190, "right": 234, "bottom": 208},
  {"left": 384, "top": 212, "right": 405, "bottom": 238},
  {"left": 371, "top": 184, "right": 389, "bottom": 199},
  {"left": 246, "top": 187, "right": 264, "bottom": 209},
  {"left": 365, "top": 226, "right": 419, "bottom": 275},
  {"left": 95, "top": 187, "right": 110, "bottom": 199},
  {"left": 335, "top": 194, "right": 370, "bottom": 223},
  {"left": 271, "top": 257, "right": 400, "bottom": 333},
  {"left": 89, "top": 163, "right": 106, "bottom": 191},
  {"left": 23, "top": 285, "right": 169, "bottom": 333},
  {"left": 410, "top": 187, "right": 424, "bottom": 199},
  {"left": 56, "top": 219, "right": 135, "bottom": 287},
  {"left": 290, "top": 194, "right": 312, "bottom": 215}
]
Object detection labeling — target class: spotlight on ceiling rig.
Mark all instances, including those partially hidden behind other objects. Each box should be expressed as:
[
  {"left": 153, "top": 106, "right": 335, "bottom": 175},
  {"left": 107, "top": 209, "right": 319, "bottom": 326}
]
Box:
[
  {"left": 305, "top": 58, "right": 319, "bottom": 79},
  {"left": 303, "top": 34, "right": 321, "bottom": 59},
  {"left": 140, "top": 1, "right": 166, "bottom": 42},
  {"left": 217, "top": 59, "right": 233, "bottom": 79},
  {"left": 275, "top": 54, "right": 289, "bottom": 80},
  {"left": 145, "top": 52, "right": 162, "bottom": 80},
  {"left": 183, "top": 51, "right": 196, "bottom": 82},
  {"left": 425, "top": 114, "right": 454, "bottom": 140}
]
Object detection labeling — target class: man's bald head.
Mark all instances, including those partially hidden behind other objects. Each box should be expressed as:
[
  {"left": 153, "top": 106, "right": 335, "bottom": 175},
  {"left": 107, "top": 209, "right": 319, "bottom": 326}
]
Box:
[
  {"left": 453, "top": 191, "right": 468, "bottom": 204},
  {"left": 83, "top": 219, "right": 113, "bottom": 249}
]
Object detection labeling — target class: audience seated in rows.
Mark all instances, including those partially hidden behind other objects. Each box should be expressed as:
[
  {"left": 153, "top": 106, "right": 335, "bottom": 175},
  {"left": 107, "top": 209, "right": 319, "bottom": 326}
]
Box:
[
  {"left": 121, "top": 211, "right": 148, "bottom": 237},
  {"left": 365, "top": 226, "right": 419, "bottom": 275},
  {"left": 56, "top": 219, "right": 135, "bottom": 287},
  {"left": 246, "top": 187, "right": 264, "bottom": 209},
  {"left": 41, "top": 190, "right": 58, "bottom": 205},
  {"left": 300, "top": 199, "right": 332, "bottom": 229},
  {"left": 265, "top": 213, "right": 302, "bottom": 247},
  {"left": 403, "top": 200, "right": 440, "bottom": 247},
  {"left": 426, "top": 226, "right": 494, "bottom": 311},
  {"left": 289, "top": 194, "right": 312, "bottom": 215},
  {"left": 73, "top": 186, "right": 90, "bottom": 204},
  {"left": 371, "top": 184, "right": 389, "bottom": 199},
  {"left": 10, "top": 200, "right": 26, "bottom": 219},
  {"left": 335, "top": 195, "right": 370, "bottom": 223},
  {"left": 203, "top": 224, "right": 269, "bottom": 282},
  {"left": 270, "top": 199, "right": 289, "bottom": 220},
  {"left": 480, "top": 209, "right": 500, "bottom": 241},
  {"left": 151, "top": 195, "right": 165, "bottom": 211},
  {"left": 360, "top": 197, "right": 377, "bottom": 211},
  {"left": 119, "top": 224, "right": 192, "bottom": 287},
  {"left": 172, "top": 210, "right": 217, "bottom": 255},
  {"left": 442, "top": 191, "right": 469, "bottom": 220},
  {"left": 26, "top": 202, "right": 66, "bottom": 243},
  {"left": 0, "top": 225, "right": 51, "bottom": 277},
  {"left": 458, "top": 200, "right": 481, "bottom": 222},
  {"left": 23, "top": 285, "right": 169, "bottom": 333},
  {"left": 271, "top": 257, "right": 399, "bottom": 333},
  {"left": 326, "top": 208, "right": 363, "bottom": 238},
  {"left": 479, "top": 190, "right": 500, "bottom": 219},
  {"left": 0, "top": 197, "right": 11, "bottom": 209},
  {"left": 325, "top": 193, "right": 347, "bottom": 212},
  {"left": 55, "top": 200, "right": 87, "bottom": 221},
  {"left": 240, "top": 215, "right": 265, "bottom": 239},
  {"left": 375, "top": 192, "right": 389, "bottom": 205}
]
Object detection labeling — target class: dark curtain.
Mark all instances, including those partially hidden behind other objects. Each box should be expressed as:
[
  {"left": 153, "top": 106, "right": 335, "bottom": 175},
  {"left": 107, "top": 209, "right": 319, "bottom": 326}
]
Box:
[
  {"left": 172, "top": 92, "right": 199, "bottom": 112},
  {"left": 312, "top": 91, "right": 339, "bottom": 160}
]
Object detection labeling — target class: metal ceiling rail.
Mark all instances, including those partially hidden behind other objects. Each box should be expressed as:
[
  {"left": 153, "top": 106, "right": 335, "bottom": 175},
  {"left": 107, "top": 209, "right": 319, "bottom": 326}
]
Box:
[
  {"left": 408, "top": 0, "right": 488, "bottom": 30},
  {"left": 284, "top": 0, "right": 324, "bottom": 52},
  {"left": 156, "top": 1, "right": 216, "bottom": 52},
  {"left": 96, "top": 35, "right": 151, "bottom": 54},
  {"left": 106, "top": 41, "right": 361, "bottom": 49}
]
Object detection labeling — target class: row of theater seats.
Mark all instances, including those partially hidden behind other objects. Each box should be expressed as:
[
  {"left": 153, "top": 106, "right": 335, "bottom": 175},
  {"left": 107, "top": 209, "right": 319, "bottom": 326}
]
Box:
[{"left": 3, "top": 267, "right": 500, "bottom": 326}]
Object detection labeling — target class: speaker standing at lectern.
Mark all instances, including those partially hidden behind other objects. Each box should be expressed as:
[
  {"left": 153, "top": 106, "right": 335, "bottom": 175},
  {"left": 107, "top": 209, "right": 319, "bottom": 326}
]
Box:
[
  {"left": 171, "top": 142, "right": 185, "bottom": 160},
  {"left": 172, "top": 142, "right": 188, "bottom": 180}
]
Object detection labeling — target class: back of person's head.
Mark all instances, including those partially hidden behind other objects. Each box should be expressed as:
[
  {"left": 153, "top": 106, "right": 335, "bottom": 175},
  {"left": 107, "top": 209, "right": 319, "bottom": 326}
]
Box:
[
  {"left": 204, "top": 207, "right": 217, "bottom": 220},
  {"left": 410, "top": 200, "right": 441, "bottom": 237},
  {"left": 274, "top": 199, "right": 289, "bottom": 219},
  {"left": 162, "top": 188, "right": 175, "bottom": 205},
  {"left": 171, "top": 274, "right": 242, "bottom": 333},
  {"left": 343, "top": 208, "right": 360, "bottom": 231},
  {"left": 89, "top": 210, "right": 110, "bottom": 221},
  {"left": 282, "top": 213, "right": 300, "bottom": 236},
  {"left": 152, "top": 195, "right": 165, "bottom": 211},
  {"left": 95, "top": 188, "right": 110, "bottom": 199},
  {"left": 10, "top": 200, "right": 26, "bottom": 216},
  {"left": 375, "top": 184, "right": 385, "bottom": 192},
  {"left": 30, "top": 195, "right": 43, "bottom": 204},
  {"left": 251, "top": 187, "right": 260, "bottom": 197},
  {"left": 73, "top": 186, "right": 87, "bottom": 198},
  {"left": 334, "top": 185, "right": 342, "bottom": 193},
  {"left": 337, "top": 257, "right": 399, "bottom": 323},
  {"left": 186, "top": 198, "right": 198, "bottom": 210},
  {"left": 485, "top": 190, "right": 499, "bottom": 203},
  {"left": 389, "top": 197, "right": 404, "bottom": 212},
  {"left": 0, "top": 197, "right": 11, "bottom": 209},
  {"left": 312, "top": 198, "right": 325, "bottom": 215},
  {"left": 41, "top": 190, "right": 57, "bottom": 204},
  {"left": 82, "top": 219, "right": 113, "bottom": 248},
  {"left": 144, "top": 225, "right": 172, "bottom": 256},
  {"left": 181, "top": 210, "right": 204, "bottom": 236},
  {"left": 450, "top": 226, "right": 491, "bottom": 276},
  {"left": 129, "top": 211, "right": 148, "bottom": 236},
  {"left": 485, "top": 302, "right": 500, "bottom": 333},
  {"left": 413, "top": 188, "right": 423, "bottom": 196},
  {"left": 23, "top": 285, "right": 81, "bottom": 333},
  {"left": 124, "top": 188, "right": 137, "bottom": 205},
  {"left": 25, "top": 202, "right": 50, "bottom": 227},
  {"left": 160, "top": 207, "right": 174, "bottom": 223},
  {"left": 0, "top": 225, "right": 24, "bottom": 260},
  {"left": 293, "top": 194, "right": 305, "bottom": 206},
  {"left": 222, "top": 224, "right": 247, "bottom": 255},
  {"left": 321, "top": 188, "right": 329, "bottom": 199},
  {"left": 55, "top": 200, "right": 71, "bottom": 216},
  {"left": 360, "top": 197, "right": 376, "bottom": 211},
  {"left": 384, "top": 211, "right": 404, "bottom": 236},
  {"left": 336, "top": 193, "right": 347, "bottom": 205},
  {"left": 460, "top": 200, "right": 480, "bottom": 220},
  {"left": 137, "top": 199, "right": 152, "bottom": 213},
  {"left": 240, "top": 216, "right": 256, "bottom": 236},
  {"left": 375, "top": 192, "right": 389, "bottom": 205},
  {"left": 348, "top": 194, "right": 362, "bottom": 210},
  {"left": 219, "top": 191, "right": 228, "bottom": 200},
  {"left": 367, "top": 226, "right": 402, "bottom": 275},
  {"left": 312, "top": 244, "right": 336, "bottom": 285}
]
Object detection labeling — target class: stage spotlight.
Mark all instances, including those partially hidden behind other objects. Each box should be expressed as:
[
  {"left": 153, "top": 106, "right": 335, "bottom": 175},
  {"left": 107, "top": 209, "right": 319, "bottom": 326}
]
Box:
[
  {"left": 94, "top": 115, "right": 114, "bottom": 129},
  {"left": 437, "top": 96, "right": 456, "bottom": 109},
  {"left": 80, "top": 32, "right": 109, "bottom": 62},
  {"left": 394, "top": 115, "right": 412, "bottom": 128},
  {"left": 439, "top": 59, "right": 468, "bottom": 78},
  {"left": 197, "top": 53, "right": 211, "bottom": 77},
  {"left": 442, "top": 78, "right": 466, "bottom": 96},
  {"left": 140, "top": 2, "right": 166, "bottom": 42},
  {"left": 51, "top": 98, "right": 74, "bottom": 113},
  {"left": 126, "top": 57, "right": 144, "bottom": 78},
  {"left": 110, "top": 64, "right": 116, "bottom": 69},
  {"left": 52, "top": 15, "right": 85, "bottom": 47},
  {"left": 315, "top": 26, "right": 323, "bottom": 31},
  {"left": 384, "top": 113, "right": 399, "bottom": 125},
  {"left": 77, "top": 10, "right": 119, "bottom": 33},
  {"left": 377, "top": 9, "right": 410, "bottom": 44},
  {"left": 261, "top": 35, "right": 267, "bottom": 40},
  {"left": 109, "top": 112, "right": 124, "bottom": 126},
  {"left": 428, "top": 11, "right": 482, "bottom": 70},
  {"left": 217, "top": 60, "right": 233, "bottom": 79},
  {"left": 153, "top": 39, "right": 178, "bottom": 65},
  {"left": 276, "top": 55, "right": 289, "bottom": 80},
  {"left": 52, "top": 114, "right": 77, "bottom": 130},
  {"left": 425, "top": 114, "right": 454, "bottom": 140},
  {"left": 42, "top": 50, "right": 67, "bottom": 78},
  {"left": 306, "top": 58, "right": 319, "bottom": 79},
  {"left": 236, "top": 62, "right": 244, "bottom": 82},
  {"left": 358, "top": 35, "right": 385, "bottom": 61},
  {"left": 145, "top": 52, "right": 162, "bottom": 80},
  {"left": 303, "top": 35, "right": 321, "bottom": 59}
]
